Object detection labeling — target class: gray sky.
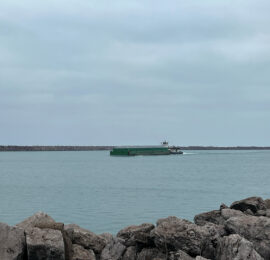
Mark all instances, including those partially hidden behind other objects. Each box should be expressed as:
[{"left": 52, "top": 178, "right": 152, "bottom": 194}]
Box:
[{"left": 1, "top": 0, "right": 270, "bottom": 146}]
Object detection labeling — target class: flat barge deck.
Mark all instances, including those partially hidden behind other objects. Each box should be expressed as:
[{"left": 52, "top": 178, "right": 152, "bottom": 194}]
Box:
[{"left": 110, "top": 142, "right": 183, "bottom": 156}]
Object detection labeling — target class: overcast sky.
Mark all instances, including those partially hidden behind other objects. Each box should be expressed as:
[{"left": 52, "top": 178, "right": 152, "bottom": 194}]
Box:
[{"left": 0, "top": 0, "right": 269, "bottom": 146}]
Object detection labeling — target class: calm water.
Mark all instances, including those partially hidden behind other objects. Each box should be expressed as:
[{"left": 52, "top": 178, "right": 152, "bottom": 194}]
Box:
[{"left": 0, "top": 150, "right": 270, "bottom": 234}]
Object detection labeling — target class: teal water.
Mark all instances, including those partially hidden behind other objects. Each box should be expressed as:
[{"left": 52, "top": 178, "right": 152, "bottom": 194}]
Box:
[{"left": 0, "top": 150, "right": 269, "bottom": 234}]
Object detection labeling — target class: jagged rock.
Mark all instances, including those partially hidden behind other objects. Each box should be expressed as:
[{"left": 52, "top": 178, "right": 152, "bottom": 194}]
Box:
[
  {"left": 244, "top": 209, "right": 254, "bottom": 215},
  {"left": 220, "top": 203, "right": 228, "bottom": 210},
  {"left": 203, "top": 222, "right": 227, "bottom": 237},
  {"left": 151, "top": 216, "right": 221, "bottom": 258},
  {"left": 199, "top": 223, "right": 226, "bottom": 258},
  {"left": 100, "top": 236, "right": 126, "bottom": 260},
  {"left": 65, "top": 224, "right": 106, "bottom": 254},
  {"left": 0, "top": 223, "right": 26, "bottom": 260},
  {"left": 16, "top": 211, "right": 56, "bottom": 231},
  {"left": 265, "top": 199, "right": 270, "bottom": 209},
  {"left": 230, "top": 197, "right": 266, "bottom": 214},
  {"left": 122, "top": 246, "right": 137, "bottom": 260},
  {"left": 216, "top": 234, "right": 263, "bottom": 260},
  {"left": 168, "top": 252, "right": 210, "bottom": 260},
  {"left": 26, "top": 227, "right": 65, "bottom": 260},
  {"left": 195, "top": 208, "right": 247, "bottom": 226},
  {"left": 194, "top": 210, "right": 225, "bottom": 226},
  {"left": 117, "top": 223, "right": 155, "bottom": 246},
  {"left": 16, "top": 212, "right": 73, "bottom": 259},
  {"left": 100, "top": 233, "right": 114, "bottom": 244},
  {"left": 221, "top": 208, "right": 245, "bottom": 220},
  {"left": 72, "top": 244, "right": 96, "bottom": 260},
  {"left": 256, "top": 210, "right": 266, "bottom": 216},
  {"left": 137, "top": 248, "right": 166, "bottom": 260},
  {"left": 63, "top": 229, "right": 73, "bottom": 260},
  {"left": 168, "top": 250, "right": 194, "bottom": 260},
  {"left": 225, "top": 215, "right": 270, "bottom": 259}
]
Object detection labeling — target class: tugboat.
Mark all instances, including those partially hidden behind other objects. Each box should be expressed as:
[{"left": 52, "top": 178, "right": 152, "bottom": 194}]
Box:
[
  {"left": 168, "top": 146, "right": 183, "bottom": 154},
  {"left": 110, "top": 141, "right": 183, "bottom": 156},
  {"left": 162, "top": 141, "right": 183, "bottom": 155}
]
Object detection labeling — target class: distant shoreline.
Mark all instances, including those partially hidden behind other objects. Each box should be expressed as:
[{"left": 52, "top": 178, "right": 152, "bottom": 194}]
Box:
[{"left": 1, "top": 145, "right": 270, "bottom": 151}]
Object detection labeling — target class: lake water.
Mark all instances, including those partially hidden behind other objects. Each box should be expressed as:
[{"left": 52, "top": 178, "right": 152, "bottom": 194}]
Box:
[{"left": 0, "top": 150, "right": 269, "bottom": 234}]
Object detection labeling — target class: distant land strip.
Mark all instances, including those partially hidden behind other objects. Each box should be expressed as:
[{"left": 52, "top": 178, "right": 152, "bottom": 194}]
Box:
[{"left": 0, "top": 145, "right": 270, "bottom": 151}]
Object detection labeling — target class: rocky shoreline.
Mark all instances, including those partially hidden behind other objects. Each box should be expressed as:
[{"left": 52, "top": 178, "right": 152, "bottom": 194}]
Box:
[{"left": 1, "top": 196, "right": 270, "bottom": 260}]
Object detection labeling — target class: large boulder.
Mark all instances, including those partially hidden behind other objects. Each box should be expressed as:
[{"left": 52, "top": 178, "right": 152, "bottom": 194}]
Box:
[
  {"left": 266, "top": 210, "right": 270, "bottom": 218},
  {"left": 72, "top": 244, "right": 96, "bottom": 260},
  {"left": 16, "top": 212, "right": 73, "bottom": 259},
  {"left": 194, "top": 210, "right": 225, "bottom": 226},
  {"left": 65, "top": 224, "right": 106, "bottom": 254},
  {"left": 221, "top": 208, "right": 245, "bottom": 220},
  {"left": 230, "top": 197, "right": 266, "bottom": 214},
  {"left": 195, "top": 208, "right": 246, "bottom": 227},
  {"left": 117, "top": 223, "right": 155, "bottom": 246},
  {"left": 150, "top": 216, "right": 221, "bottom": 258},
  {"left": 199, "top": 223, "right": 226, "bottom": 258},
  {"left": 122, "top": 246, "right": 137, "bottom": 260},
  {"left": 225, "top": 215, "right": 270, "bottom": 259},
  {"left": 265, "top": 199, "right": 270, "bottom": 209},
  {"left": 0, "top": 223, "right": 26, "bottom": 260},
  {"left": 100, "top": 236, "right": 126, "bottom": 260},
  {"left": 26, "top": 227, "right": 65, "bottom": 260},
  {"left": 16, "top": 212, "right": 56, "bottom": 231},
  {"left": 255, "top": 209, "right": 270, "bottom": 217},
  {"left": 168, "top": 250, "right": 194, "bottom": 260},
  {"left": 216, "top": 234, "right": 263, "bottom": 260},
  {"left": 137, "top": 248, "right": 166, "bottom": 260},
  {"left": 100, "top": 233, "right": 114, "bottom": 244}
]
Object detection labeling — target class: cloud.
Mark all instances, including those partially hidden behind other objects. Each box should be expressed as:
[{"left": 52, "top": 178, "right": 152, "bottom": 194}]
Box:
[{"left": 0, "top": 0, "right": 270, "bottom": 145}]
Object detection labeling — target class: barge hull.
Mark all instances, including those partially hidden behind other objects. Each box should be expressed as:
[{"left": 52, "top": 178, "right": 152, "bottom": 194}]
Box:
[{"left": 110, "top": 147, "right": 171, "bottom": 156}]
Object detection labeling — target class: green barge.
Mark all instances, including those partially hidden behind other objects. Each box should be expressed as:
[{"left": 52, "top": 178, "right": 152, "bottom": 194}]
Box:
[{"left": 110, "top": 141, "right": 183, "bottom": 156}]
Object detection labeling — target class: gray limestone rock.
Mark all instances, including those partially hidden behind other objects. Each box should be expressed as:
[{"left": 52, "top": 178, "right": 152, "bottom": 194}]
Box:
[
  {"left": 230, "top": 197, "right": 266, "bottom": 214},
  {"left": 216, "top": 234, "right": 263, "bottom": 260},
  {"left": 99, "top": 233, "right": 114, "bottom": 244},
  {"left": 244, "top": 209, "right": 254, "bottom": 215},
  {"left": 219, "top": 203, "right": 228, "bottom": 210},
  {"left": 26, "top": 227, "right": 65, "bottom": 260},
  {"left": 117, "top": 223, "right": 155, "bottom": 246},
  {"left": 72, "top": 244, "right": 96, "bottom": 260},
  {"left": 168, "top": 250, "right": 194, "bottom": 260},
  {"left": 221, "top": 208, "right": 245, "bottom": 220},
  {"left": 0, "top": 222, "right": 26, "bottom": 260},
  {"left": 16, "top": 211, "right": 56, "bottom": 231},
  {"left": 151, "top": 216, "right": 221, "bottom": 258},
  {"left": 100, "top": 236, "right": 126, "bottom": 260},
  {"left": 137, "top": 248, "right": 166, "bottom": 260},
  {"left": 122, "top": 246, "right": 137, "bottom": 260},
  {"left": 194, "top": 210, "right": 225, "bottom": 226},
  {"left": 65, "top": 224, "right": 106, "bottom": 254},
  {"left": 265, "top": 199, "right": 270, "bottom": 209},
  {"left": 16, "top": 212, "right": 72, "bottom": 259},
  {"left": 225, "top": 215, "right": 270, "bottom": 259}
]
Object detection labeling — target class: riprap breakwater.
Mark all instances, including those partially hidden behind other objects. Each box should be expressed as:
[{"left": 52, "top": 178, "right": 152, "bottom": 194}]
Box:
[{"left": 1, "top": 196, "right": 270, "bottom": 259}]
